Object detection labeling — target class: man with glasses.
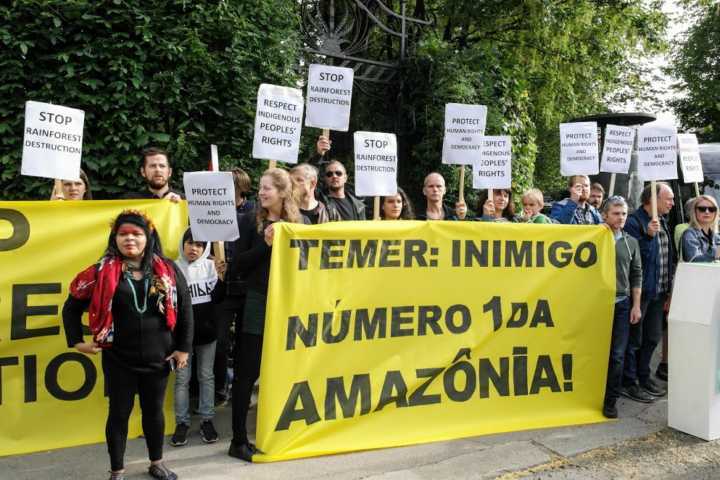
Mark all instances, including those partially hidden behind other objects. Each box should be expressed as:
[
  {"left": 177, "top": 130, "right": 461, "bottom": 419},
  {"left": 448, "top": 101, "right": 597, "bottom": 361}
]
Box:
[
  {"left": 622, "top": 182, "right": 675, "bottom": 403},
  {"left": 550, "top": 175, "right": 601, "bottom": 224},
  {"left": 322, "top": 160, "right": 366, "bottom": 221}
]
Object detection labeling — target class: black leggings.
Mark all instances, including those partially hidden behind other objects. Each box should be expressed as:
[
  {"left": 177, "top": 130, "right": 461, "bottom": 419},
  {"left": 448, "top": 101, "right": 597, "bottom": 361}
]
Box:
[
  {"left": 103, "top": 355, "right": 169, "bottom": 471},
  {"left": 231, "top": 333, "right": 263, "bottom": 445}
]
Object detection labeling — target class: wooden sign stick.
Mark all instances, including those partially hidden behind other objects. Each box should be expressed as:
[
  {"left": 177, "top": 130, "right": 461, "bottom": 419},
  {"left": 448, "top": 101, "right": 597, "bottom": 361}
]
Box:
[
  {"left": 458, "top": 166, "right": 465, "bottom": 205},
  {"left": 651, "top": 180, "right": 658, "bottom": 219},
  {"left": 374, "top": 196, "right": 381, "bottom": 220},
  {"left": 608, "top": 174, "right": 616, "bottom": 197},
  {"left": 694, "top": 183, "right": 701, "bottom": 197}
]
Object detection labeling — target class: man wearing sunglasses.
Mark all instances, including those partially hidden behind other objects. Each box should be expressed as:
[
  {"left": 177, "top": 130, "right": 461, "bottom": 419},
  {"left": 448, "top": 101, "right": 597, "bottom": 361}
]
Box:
[
  {"left": 622, "top": 182, "right": 675, "bottom": 403},
  {"left": 322, "top": 160, "right": 366, "bottom": 221}
]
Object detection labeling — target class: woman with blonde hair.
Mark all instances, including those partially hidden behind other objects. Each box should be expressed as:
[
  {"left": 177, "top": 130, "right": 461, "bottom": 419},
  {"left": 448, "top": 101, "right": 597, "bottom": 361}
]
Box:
[
  {"left": 520, "top": 188, "right": 552, "bottom": 224},
  {"left": 228, "top": 168, "right": 308, "bottom": 461},
  {"left": 680, "top": 195, "right": 720, "bottom": 262}
]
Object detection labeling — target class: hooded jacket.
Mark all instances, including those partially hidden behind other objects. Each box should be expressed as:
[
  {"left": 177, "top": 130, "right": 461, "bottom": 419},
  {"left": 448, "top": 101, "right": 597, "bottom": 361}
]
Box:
[{"left": 175, "top": 229, "right": 225, "bottom": 345}]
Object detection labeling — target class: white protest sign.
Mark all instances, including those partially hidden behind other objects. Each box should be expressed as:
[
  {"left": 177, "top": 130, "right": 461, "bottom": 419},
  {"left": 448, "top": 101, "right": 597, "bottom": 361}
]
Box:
[
  {"left": 183, "top": 172, "right": 239, "bottom": 242},
  {"left": 441, "top": 103, "right": 487, "bottom": 165},
  {"left": 354, "top": 131, "right": 397, "bottom": 197},
  {"left": 560, "top": 122, "right": 599, "bottom": 176},
  {"left": 600, "top": 124, "right": 635, "bottom": 174},
  {"left": 22, "top": 101, "right": 85, "bottom": 180},
  {"left": 473, "top": 136, "right": 512, "bottom": 189},
  {"left": 678, "top": 134, "right": 704, "bottom": 184},
  {"left": 305, "top": 64, "right": 354, "bottom": 132},
  {"left": 637, "top": 125, "right": 678, "bottom": 181},
  {"left": 252, "top": 84, "right": 304, "bottom": 164}
]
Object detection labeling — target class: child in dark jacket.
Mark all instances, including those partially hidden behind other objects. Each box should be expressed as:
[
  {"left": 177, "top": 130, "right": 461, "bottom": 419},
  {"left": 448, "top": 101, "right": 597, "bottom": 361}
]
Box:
[{"left": 171, "top": 228, "right": 225, "bottom": 446}]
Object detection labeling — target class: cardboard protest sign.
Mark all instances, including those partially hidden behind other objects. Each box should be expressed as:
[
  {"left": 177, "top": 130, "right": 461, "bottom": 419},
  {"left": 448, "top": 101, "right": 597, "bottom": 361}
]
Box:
[
  {"left": 252, "top": 84, "right": 304, "bottom": 164},
  {"left": 353, "top": 132, "right": 397, "bottom": 197},
  {"left": 473, "top": 136, "right": 512, "bottom": 189},
  {"left": 560, "top": 122, "right": 599, "bottom": 176},
  {"left": 637, "top": 125, "right": 678, "bottom": 181},
  {"left": 677, "top": 134, "right": 703, "bottom": 184},
  {"left": 599, "top": 125, "right": 635, "bottom": 174},
  {"left": 442, "top": 103, "right": 487, "bottom": 165},
  {"left": 21, "top": 101, "right": 85, "bottom": 180},
  {"left": 183, "top": 172, "right": 239, "bottom": 242},
  {"left": 305, "top": 64, "right": 354, "bottom": 132}
]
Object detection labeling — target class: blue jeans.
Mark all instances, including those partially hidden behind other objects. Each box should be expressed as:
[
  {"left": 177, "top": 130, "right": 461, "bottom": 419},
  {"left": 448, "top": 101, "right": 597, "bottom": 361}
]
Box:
[
  {"left": 604, "top": 298, "right": 631, "bottom": 405},
  {"left": 623, "top": 293, "right": 667, "bottom": 386},
  {"left": 174, "top": 341, "right": 216, "bottom": 424}
]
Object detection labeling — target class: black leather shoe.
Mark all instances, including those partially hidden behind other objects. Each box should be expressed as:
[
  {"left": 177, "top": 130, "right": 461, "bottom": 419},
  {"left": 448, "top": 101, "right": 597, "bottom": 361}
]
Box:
[
  {"left": 656, "top": 363, "right": 668, "bottom": 382},
  {"left": 228, "top": 441, "right": 257, "bottom": 462},
  {"left": 641, "top": 378, "right": 667, "bottom": 397},
  {"left": 603, "top": 402, "right": 618, "bottom": 419},
  {"left": 620, "top": 384, "right": 655, "bottom": 403}
]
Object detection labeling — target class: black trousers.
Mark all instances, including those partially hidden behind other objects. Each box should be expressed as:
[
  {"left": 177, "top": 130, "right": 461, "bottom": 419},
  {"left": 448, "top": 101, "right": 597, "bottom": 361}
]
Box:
[
  {"left": 103, "top": 354, "right": 169, "bottom": 471},
  {"left": 215, "top": 295, "right": 246, "bottom": 395},
  {"left": 231, "top": 332, "right": 263, "bottom": 445}
]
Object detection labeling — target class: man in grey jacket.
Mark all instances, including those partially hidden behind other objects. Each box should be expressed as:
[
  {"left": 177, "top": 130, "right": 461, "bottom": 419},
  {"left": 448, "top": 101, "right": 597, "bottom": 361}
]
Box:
[{"left": 602, "top": 196, "right": 643, "bottom": 418}]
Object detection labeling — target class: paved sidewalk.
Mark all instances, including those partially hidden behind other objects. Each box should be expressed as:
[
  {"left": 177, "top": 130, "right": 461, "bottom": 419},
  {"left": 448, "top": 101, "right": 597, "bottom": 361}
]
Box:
[{"left": 4, "top": 389, "right": 719, "bottom": 480}]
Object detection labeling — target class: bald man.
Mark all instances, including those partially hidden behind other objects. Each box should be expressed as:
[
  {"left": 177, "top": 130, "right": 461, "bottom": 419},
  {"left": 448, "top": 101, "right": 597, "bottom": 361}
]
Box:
[
  {"left": 416, "top": 172, "right": 467, "bottom": 220},
  {"left": 621, "top": 182, "right": 675, "bottom": 404}
]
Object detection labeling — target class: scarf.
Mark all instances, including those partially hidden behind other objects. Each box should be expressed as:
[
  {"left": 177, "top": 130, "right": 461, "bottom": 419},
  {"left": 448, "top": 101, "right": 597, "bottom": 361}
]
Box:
[{"left": 69, "top": 254, "right": 177, "bottom": 346}]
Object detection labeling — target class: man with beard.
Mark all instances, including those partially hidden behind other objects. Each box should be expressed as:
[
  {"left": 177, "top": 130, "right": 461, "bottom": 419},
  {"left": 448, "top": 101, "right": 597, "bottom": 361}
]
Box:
[
  {"left": 550, "top": 175, "right": 601, "bottom": 224},
  {"left": 122, "top": 147, "right": 183, "bottom": 202},
  {"left": 322, "top": 160, "right": 366, "bottom": 221},
  {"left": 415, "top": 172, "right": 467, "bottom": 220},
  {"left": 589, "top": 182, "right": 605, "bottom": 210}
]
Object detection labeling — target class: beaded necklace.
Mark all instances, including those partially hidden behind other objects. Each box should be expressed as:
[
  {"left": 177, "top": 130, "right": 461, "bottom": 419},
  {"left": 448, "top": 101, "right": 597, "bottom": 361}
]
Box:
[{"left": 124, "top": 272, "right": 149, "bottom": 314}]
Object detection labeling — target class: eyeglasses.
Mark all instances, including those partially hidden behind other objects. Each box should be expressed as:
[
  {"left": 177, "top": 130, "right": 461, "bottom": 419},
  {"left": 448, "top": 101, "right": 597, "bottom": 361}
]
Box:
[
  {"left": 325, "top": 170, "right": 344, "bottom": 177},
  {"left": 696, "top": 205, "right": 717, "bottom": 213}
]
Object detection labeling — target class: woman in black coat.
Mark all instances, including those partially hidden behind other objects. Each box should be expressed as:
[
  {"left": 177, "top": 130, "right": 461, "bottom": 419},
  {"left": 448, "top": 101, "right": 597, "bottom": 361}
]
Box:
[{"left": 63, "top": 210, "right": 193, "bottom": 480}]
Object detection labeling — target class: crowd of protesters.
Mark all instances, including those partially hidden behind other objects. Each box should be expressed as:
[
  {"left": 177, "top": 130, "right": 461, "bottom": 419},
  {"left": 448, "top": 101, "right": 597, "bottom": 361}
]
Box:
[{"left": 56, "top": 139, "right": 719, "bottom": 480}]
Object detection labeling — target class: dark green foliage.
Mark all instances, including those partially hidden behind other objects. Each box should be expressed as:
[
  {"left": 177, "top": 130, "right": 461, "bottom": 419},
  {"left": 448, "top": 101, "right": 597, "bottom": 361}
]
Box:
[
  {"left": 670, "top": 3, "right": 720, "bottom": 142},
  {"left": 0, "top": 1, "right": 300, "bottom": 199}
]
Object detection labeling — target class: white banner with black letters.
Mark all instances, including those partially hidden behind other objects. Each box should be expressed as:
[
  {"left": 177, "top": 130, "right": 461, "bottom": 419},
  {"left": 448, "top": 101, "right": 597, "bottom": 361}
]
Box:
[
  {"left": 353, "top": 131, "right": 398, "bottom": 197},
  {"left": 22, "top": 101, "right": 85, "bottom": 180},
  {"left": 305, "top": 64, "right": 354, "bottom": 132},
  {"left": 473, "top": 136, "right": 512, "bottom": 189},
  {"left": 183, "top": 171, "right": 239, "bottom": 242},
  {"left": 637, "top": 125, "right": 678, "bottom": 181},
  {"left": 252, "top": 84, "right": 304, "bottom": 164},
  {"left": 442, "top": 103, "right": 487, "bottom": 165},
  {"left": 677, "top": 133, "right": 703, "bottom": 184},
  {"left": 599, "top": 125, "right": 635, "bottom": 174},
  {"left": 560, "top": 122, "right": 599, "bottom": 176}
]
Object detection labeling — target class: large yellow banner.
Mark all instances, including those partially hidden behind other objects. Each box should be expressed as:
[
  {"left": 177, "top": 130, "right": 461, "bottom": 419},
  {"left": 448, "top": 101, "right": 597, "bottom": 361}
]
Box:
[
  {"left": 256, "top": 221, "right": 616, "bottom": 462},
  {"left": 0, "top": 201, "right": 188, "bottom": 457}
]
